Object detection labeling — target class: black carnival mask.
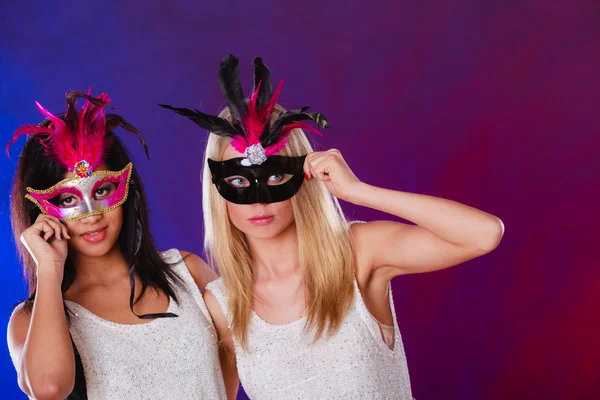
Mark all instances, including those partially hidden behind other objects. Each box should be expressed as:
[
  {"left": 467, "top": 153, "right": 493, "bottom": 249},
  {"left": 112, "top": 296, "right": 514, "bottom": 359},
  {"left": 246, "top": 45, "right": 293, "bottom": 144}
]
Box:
[{"left": 208, "top": 155, "right": 305, "bottom": 204}]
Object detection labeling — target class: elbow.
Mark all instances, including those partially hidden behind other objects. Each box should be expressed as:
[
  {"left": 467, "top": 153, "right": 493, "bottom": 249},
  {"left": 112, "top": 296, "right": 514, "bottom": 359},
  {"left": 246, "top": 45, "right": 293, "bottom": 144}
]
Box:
[
  {"left": 27, "top": 381, "right": 74, "bottom": 400},
  {"left": 19, "top": 371, "right": 74, "bottom": 400},
  {"left": 18, "top": 350, "right": 76, "bottom": 399},
  {"left": 474, "top": 217, "right": 505, "bottom": 254}
]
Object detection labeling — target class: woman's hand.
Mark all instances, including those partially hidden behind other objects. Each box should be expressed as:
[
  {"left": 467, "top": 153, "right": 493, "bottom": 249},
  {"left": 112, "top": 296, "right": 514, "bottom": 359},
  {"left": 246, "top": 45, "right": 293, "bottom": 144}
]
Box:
[
  {"left": 20, "top": 214, "right": 70, "bottom": 279},
  {"left": 9, "top": 213, "right": 75, "bottom": 398},
  {"left": 304, "top": 149, "right": 362, "bottom": 201}
]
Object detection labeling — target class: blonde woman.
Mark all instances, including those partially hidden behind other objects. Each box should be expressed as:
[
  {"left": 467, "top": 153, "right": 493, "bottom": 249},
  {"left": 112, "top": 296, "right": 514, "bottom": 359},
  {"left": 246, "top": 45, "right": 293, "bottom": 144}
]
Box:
[{"left": 161, "top": 55, "right": 504, "bottom": 399}]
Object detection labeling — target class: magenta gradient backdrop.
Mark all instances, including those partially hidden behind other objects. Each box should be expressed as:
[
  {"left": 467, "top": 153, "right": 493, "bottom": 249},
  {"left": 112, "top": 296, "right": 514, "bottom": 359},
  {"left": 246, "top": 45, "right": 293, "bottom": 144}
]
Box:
[{"left": 0, "top": 1, "right": 598, "bottom": 399}]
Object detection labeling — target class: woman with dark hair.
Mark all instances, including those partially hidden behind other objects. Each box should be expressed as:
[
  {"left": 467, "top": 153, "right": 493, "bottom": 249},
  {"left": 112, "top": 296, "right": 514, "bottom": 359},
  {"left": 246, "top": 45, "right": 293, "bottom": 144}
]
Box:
[{"left": 6, "top": 91, "right": 226, "bottom": 399}]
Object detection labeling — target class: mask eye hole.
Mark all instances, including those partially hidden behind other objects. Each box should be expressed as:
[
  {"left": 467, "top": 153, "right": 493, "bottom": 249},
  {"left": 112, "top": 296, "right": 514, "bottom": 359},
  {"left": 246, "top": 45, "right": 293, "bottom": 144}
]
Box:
[
  {"left": 224, "top": 176, "right": 251, "bottom": 188},
  {"left": 50, "top": 192, "right": 82, "bottom": 208},
  {"left": 94, "top": 182, "right": 118, "bottom": 200},
  {"left": 266, "top": 174, "right": 293, "bottom": 186}
]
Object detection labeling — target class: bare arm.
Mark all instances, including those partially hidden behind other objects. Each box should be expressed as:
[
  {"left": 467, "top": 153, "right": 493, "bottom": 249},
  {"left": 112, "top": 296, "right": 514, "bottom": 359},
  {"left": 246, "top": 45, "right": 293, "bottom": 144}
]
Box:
[
  {"left": 305, "top": 149, "right": 504, "bottom": 325},
  {"left": 304, "top": 149, "right": 504, "bottom": 283},
  {"left": 179, "top": 250, "right": 218, "bottom": 293},
  {"left": 204, "top": 290, "right": 239, "bottom": 400},
  {"left": 349, "top": 183, "right": 504, "bottom": 282},
  {"left": 7, "top": 215, "right": 76, "bottom": 399},
  {"left": 7, "top": 270, "right": 75, "bottom": 399}
]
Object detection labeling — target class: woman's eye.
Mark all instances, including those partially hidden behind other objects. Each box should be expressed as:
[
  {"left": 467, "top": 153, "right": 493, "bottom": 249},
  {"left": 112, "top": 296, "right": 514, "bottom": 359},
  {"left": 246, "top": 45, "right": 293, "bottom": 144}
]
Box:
[
  {"left": 60, "top": 197, "right": 76, "bottom": 206},
  {"left": 225, "top": 176, "right": 250, "bottom": 188},
  {"left": 267, "top": 174, "right": 292, "bottom": 186},
  {"left": 57, "top": 194, "right": 81, "bottom": 208},
  {"left": 94, "top": 183, "right": 116, "bottom": 200}
]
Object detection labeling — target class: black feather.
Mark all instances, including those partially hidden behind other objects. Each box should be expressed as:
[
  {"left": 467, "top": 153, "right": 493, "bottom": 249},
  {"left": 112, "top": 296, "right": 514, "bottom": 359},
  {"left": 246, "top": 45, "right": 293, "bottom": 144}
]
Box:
[
  {"left": 218, "top": 54, "right": 248, "bottom": 123},
  {"left": 65, "top": 90, "right": 112, "bottom": 130},
  {"left": 263, "top": 108, "right": 330, "bottom": 147},
  {"left": 106, "top": 114, "right": 150, "bottom": 159},
  {"left": 158, "top": 104, "right": 242, "bottom": 138},
  {"left": 252, "top": 57, "right": 273, "bottom": 112}
]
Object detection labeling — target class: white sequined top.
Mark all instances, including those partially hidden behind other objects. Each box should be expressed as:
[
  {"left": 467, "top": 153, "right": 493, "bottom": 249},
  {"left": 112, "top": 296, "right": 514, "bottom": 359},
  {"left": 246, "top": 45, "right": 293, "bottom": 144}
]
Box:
[
  {"left": 65, "top": 249, "right": 226, "bottom": 400},
  {"left": 206, "top": 277, "right": 413, "bottom": 400}
]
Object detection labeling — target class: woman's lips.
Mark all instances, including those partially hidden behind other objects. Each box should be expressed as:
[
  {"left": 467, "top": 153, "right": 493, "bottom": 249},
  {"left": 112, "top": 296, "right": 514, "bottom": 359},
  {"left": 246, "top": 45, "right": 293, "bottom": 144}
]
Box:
[
  {"left": 248, "top": 214, "right": 274, "bottom": 226},
  {"left": 81, "top": 226, "right": 108, "bottom": 243}
]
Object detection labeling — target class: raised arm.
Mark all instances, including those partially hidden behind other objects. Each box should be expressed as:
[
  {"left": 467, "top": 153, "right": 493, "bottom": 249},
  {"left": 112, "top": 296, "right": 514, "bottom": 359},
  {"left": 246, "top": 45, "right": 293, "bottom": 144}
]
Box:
[
  {"left": 7, "top": 215, "right": 76, "bottom": 399},
  {"left": 304, "top": 149, "right": 504, "bottom": 284}
]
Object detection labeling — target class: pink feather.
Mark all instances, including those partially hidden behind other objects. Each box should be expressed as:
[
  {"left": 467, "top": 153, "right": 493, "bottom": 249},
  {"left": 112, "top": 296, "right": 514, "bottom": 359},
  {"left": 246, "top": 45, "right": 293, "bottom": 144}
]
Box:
[
  {"left": 230, "top": 136, "right": 248, "bottom": 154},
  {"left": 5, "top": 125, "right": 54, "bottom": 156},
  {"left": 74, "top": 92, "right": 111, "bottom": 170},
  {"left": 259, "top": 78, "right": 283, "bottom": 126},
  {"left": 244, "top": 81, "right": 264, "bottom": 145},
  {"left": 264, "top": 122, "right": 322, "bottom": 156},
  {"left": 6, "top": 91, "right": 114, "bottom": 171},
  {"left": 242, "top": 78, "right": 285, "bottom": 147}
]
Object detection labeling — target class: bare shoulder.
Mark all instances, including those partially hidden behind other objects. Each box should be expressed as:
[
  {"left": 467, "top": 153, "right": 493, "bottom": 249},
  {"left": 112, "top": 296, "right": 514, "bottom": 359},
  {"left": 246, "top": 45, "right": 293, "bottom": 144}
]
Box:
[
  {"left": 7, "top": 303, "right": 31, "bottom": 362},
  {"left": 349, "top": 221, "right": 373, "bottom": 280},
  {"left": 349, "top": 220, "right": 412, "bottom": 242},
  {"left": 349, "top": 220, "right": 395, "bottom": 247},
  {"left": 179, "top": 250, "right": 218, "bottom": 293},
  {"left": 350, "top": 220, "right": 414, "bottom": 282}
]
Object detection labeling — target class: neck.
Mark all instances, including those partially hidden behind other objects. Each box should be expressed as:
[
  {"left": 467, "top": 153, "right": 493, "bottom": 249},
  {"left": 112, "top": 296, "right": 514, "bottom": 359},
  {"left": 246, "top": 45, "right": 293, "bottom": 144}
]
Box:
[
  {"left": 71, "top": 244, "right": 130, "bottom": 286},
  {"left": 246, "top": 222, "right": 300, "bottom": 279}
]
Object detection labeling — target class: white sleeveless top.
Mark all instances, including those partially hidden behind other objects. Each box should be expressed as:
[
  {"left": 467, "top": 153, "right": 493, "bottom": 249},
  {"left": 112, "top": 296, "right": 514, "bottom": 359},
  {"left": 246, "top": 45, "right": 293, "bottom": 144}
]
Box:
[
  {"left": 65, "top": 249, "right": 226, "bottom": 400},
  {"left": 206, "top": 277, "right": 413, "bottom": 400}
]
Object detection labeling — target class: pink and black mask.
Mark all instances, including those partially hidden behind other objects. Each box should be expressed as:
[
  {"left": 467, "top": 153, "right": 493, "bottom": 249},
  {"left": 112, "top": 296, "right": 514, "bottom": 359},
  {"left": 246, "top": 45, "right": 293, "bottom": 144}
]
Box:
[
  {"left": 159, "top": 54, "right": 329, "bottom": 204},
  {"left": 6, "top": 90, "right": 149, "bottom": 221}
]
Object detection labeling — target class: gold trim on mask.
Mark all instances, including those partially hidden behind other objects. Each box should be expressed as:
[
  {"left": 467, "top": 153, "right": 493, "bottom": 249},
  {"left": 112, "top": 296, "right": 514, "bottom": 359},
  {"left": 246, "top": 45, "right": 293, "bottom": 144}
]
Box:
[{"left": 25, "top": 163, "right": 134, "bottom": 222}]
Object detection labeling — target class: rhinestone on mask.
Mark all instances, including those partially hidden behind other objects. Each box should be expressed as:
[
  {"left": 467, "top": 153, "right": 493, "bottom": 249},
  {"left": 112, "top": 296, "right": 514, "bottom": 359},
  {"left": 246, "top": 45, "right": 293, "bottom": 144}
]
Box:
[
  {"left": 73, "top": 160, "right": 92, "bottom": 178},
  {"left": 244, "top": 143, "right": 267, "bottom": 165}
]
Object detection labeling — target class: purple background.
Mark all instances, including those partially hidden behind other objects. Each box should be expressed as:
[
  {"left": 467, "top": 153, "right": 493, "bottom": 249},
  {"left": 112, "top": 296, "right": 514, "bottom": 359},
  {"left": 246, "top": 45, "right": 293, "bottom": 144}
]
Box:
[{"left": 1, "top": 1, "right": 598, "bottom": 399}]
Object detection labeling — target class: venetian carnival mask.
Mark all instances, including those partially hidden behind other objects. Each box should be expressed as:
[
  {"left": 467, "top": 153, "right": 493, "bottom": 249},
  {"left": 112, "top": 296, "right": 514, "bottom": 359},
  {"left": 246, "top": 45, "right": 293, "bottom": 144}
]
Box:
[
  {"left": 25, "top": 163, "right": 134, "bottom": 221},
  {"left": 160, "top": 54, "right": 329, "bottom": 204},
  {"left": 7, "top": 90, "right": 148, "bottom": 221}
]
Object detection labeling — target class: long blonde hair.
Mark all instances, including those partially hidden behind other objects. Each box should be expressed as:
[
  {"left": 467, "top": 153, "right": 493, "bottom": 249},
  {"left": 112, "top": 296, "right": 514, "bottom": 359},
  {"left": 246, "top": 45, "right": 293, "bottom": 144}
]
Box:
[{"left": 202, "top": 105, "right": 355, "bottom": 347}]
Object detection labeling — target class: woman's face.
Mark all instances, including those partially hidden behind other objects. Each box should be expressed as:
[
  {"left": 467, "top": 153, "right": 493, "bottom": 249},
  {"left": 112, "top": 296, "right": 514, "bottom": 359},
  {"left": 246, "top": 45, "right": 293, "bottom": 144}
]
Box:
[
  {"left": 58, "top": 163, "right": 124, "bottom": 257},
  {"left": 221, "top": 146, "right": 296, "bottom": 240}
]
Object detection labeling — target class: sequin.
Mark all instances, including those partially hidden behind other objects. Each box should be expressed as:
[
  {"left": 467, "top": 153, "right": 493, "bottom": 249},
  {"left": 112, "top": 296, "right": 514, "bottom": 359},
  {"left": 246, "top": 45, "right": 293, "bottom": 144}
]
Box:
[
  {"left": 64, "top": 249, "right": 226, "bottom": 399},
  {"left": 206, "top": 278, "right": 413, "bottom": 399}
]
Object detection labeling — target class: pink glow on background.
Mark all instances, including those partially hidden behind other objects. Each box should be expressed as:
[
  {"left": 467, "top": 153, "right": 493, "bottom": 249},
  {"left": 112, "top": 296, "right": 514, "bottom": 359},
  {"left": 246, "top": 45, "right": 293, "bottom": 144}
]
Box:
[{"left": 0, "top": 1, "right": 598, "bottom": 398}]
